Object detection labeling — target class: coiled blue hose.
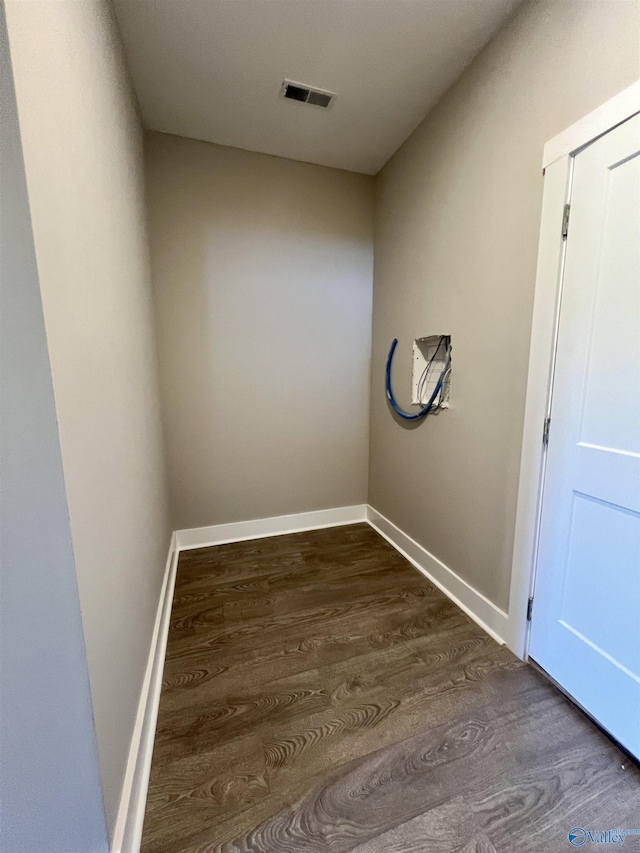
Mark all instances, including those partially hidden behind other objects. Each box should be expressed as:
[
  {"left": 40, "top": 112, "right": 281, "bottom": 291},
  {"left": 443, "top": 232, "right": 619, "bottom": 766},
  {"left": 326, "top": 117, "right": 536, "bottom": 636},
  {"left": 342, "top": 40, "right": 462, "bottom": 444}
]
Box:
[{"left": 385, "top": 337, "right": 448, "bottom": 420}]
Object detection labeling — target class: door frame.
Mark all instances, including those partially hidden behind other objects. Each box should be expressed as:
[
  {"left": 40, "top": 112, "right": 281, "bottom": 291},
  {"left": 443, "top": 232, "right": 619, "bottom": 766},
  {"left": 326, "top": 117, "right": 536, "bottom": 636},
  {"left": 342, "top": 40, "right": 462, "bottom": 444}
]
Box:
[{"left": 506, "top": 80, "right": 640, "bottom": 659}]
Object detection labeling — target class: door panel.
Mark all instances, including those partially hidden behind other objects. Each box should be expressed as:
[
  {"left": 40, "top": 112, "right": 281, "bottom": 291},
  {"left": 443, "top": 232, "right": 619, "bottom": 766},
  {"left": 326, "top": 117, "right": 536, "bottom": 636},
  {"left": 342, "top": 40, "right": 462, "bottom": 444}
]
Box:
[
  {"left": 578, "top": 150, "right": 640, "bottom": 455},
  {"left": 529, "top": 113, "right": 640, "bottom": 758},
  {"left": 560, "top": 492, "right": 639, "bottom": 674}
]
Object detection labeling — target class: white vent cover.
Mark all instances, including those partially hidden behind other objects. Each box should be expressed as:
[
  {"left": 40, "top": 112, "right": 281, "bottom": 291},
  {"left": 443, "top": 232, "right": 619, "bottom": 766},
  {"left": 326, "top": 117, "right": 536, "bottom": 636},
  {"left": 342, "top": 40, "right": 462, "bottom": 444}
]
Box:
[{"left": 281, "top": 79, "right": 335, "bottom": 109}]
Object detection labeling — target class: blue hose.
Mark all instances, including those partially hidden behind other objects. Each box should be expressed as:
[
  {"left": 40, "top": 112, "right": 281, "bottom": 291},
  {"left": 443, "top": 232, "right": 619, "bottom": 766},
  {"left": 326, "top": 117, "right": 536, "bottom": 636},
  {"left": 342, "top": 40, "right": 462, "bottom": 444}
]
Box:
[{"left": 385, "top": 338, "right": 446, "bottom": 420}]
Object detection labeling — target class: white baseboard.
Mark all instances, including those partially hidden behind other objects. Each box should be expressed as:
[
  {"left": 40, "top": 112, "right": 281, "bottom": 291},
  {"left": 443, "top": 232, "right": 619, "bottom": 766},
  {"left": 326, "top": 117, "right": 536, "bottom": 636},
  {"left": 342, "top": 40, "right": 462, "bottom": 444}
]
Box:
[
  {"left": 111, "top": 533, "right": 179, "bottom": 853},
  {"left": 175, "top": 504, "right": 368, "bottom": 551},
  {"left": 177, "top": 503, "right": 507, "bottom": 643},
  {"left": 366, "top": 506, "right": 508, "bottom": 645}
]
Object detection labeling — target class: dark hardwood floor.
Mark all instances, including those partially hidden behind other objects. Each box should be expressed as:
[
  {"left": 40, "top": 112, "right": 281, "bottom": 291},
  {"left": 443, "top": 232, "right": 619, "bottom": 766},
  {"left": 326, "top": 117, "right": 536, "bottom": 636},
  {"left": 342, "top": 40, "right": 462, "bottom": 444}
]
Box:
[{"left": 142, "top": 524, "right": 639, "bottom": 853}]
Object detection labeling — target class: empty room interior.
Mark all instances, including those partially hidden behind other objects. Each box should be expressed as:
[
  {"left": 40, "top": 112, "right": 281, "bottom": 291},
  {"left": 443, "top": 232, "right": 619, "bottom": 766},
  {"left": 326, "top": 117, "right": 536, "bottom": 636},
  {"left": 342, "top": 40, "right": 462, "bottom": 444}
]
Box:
[{"left": 2, "top": 1, "right": 640, "bottom": 851}]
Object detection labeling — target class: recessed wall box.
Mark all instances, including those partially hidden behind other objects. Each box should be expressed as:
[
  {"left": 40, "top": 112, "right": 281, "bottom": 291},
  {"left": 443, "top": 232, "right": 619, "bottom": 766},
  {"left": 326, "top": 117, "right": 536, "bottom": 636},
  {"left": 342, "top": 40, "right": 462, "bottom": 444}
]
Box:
[{"left": 412, "top": 335, "right": 451, "bottom": 408}]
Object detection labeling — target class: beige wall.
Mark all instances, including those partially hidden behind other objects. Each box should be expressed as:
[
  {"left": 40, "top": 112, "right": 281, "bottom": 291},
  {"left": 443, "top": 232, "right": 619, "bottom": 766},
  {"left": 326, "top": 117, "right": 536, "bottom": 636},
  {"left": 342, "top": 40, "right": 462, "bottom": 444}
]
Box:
[
  {"left": 6, "top": 0, "right": 172, "bottom": 834},
  {"left": 369, "top": 0, "right": 640, "bottom": 612},
  {"left": 1, "top": 5, "right": 107, "bottom": 847},
  {"left": 145, "top": 132, "right": 374, "bottom": 530}
]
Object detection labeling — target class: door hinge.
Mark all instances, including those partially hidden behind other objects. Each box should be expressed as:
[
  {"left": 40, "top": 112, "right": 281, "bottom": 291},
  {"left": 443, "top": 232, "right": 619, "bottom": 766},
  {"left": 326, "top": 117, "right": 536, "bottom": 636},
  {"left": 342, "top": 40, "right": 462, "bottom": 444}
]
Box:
[
  {"left": 542, "top": 417, "right": 551, "bottom": 447},
  {"left": 527, "top": 596, "right": 534, "bottom": 622},
  {"left": 561, "top": 203, "right": 571, "bottom": 240}
]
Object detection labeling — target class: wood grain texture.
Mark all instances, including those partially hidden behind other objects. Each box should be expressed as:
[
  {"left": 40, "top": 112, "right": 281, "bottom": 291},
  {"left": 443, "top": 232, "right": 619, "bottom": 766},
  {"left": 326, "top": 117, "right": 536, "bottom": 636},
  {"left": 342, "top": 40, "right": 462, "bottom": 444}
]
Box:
[{"left": 142, "top": 524, "right": 639, "bottom": 853}]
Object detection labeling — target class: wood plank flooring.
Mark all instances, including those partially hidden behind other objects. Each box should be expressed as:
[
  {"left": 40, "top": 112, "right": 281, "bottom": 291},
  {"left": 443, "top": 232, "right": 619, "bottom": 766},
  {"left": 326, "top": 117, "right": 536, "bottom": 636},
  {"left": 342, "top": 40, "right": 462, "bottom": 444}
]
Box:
[{"left": 142, "top": 524, "right": 639, "bottom": 853}]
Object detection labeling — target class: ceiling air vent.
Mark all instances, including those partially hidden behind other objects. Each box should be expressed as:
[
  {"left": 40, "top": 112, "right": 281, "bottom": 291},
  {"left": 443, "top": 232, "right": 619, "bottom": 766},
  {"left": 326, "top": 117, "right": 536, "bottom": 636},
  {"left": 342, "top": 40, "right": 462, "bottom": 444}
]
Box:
[{"left": 281, "top": 80, "right": 335, "bottom": 109}]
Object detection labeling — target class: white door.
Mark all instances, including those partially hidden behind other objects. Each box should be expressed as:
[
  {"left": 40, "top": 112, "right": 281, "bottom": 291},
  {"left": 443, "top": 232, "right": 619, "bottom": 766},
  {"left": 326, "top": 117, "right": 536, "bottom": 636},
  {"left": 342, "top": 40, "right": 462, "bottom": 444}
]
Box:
[{"left": 529, "top": 113, "right": 640, "bottom": 759}]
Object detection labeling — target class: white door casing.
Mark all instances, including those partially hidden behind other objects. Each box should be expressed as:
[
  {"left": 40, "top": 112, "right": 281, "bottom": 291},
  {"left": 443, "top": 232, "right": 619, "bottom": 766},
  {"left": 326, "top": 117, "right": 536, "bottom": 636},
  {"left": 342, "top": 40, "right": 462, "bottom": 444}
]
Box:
[
  {"left": 528, "top": 113, "right": 640, "bottom": 758},
  {"left": 508, "top": 81, "right": 640, "bottom": 659}
]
